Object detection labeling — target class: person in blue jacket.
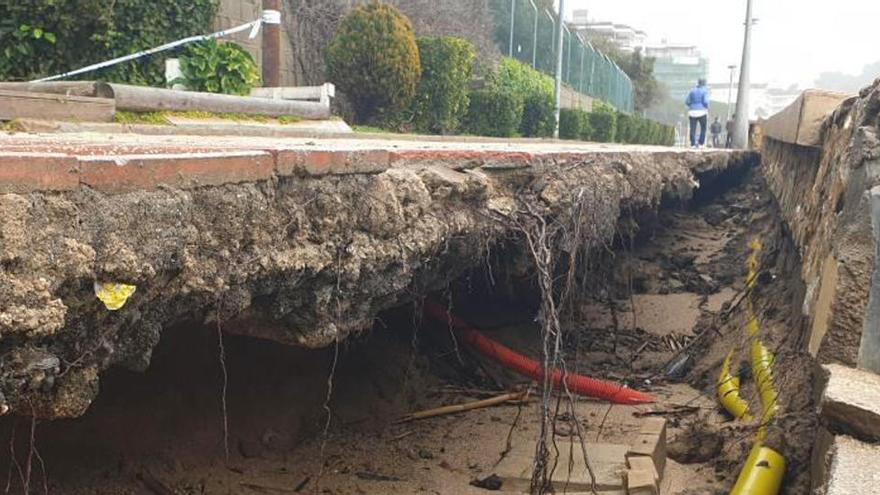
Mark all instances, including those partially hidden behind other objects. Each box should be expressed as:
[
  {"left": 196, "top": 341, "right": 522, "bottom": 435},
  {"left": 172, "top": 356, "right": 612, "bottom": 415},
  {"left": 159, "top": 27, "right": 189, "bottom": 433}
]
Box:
[{"left": 685, "top": 78, "right": 710, "bottom": 148}]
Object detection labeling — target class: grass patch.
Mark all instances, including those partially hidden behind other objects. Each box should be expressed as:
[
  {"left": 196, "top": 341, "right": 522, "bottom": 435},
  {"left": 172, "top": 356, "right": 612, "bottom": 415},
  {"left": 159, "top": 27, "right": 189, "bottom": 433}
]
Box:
[
  {"left": 114, "top": 111, "right": 304, "bottom": 126},
  {"left": 352, "top": 125, "right": 394, "bottom": 134}
]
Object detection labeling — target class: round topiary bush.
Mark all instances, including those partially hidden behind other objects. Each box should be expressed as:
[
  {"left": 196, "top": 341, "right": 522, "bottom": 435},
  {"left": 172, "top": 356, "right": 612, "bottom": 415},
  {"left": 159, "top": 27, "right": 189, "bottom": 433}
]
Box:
[{"left": 326, "top": 3, "right": 421, "bottom": 124}]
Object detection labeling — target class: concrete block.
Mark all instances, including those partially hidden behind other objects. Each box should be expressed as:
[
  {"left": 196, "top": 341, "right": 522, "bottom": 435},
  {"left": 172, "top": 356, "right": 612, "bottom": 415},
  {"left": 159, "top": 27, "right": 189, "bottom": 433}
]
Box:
[
  {"left": 813, "top": 434, "right": 880, "bottom": 495},
  {"left": 627, "top": 420, "right": 666, "bottom": 476},
  {"left": 626, "top": 468, "right": 658, "bottom": 495},
  {"left": 626, "top": 455, "right": 659, "bottom": 483},
  {"left": 820, "top": 364, "right": 880, "bottom": 441},
  {"left": 495, "top": 441, "right": 628, "bottom": 492},
  {"left": 762, "top": 89, "right": 851, "bottom": 147}
]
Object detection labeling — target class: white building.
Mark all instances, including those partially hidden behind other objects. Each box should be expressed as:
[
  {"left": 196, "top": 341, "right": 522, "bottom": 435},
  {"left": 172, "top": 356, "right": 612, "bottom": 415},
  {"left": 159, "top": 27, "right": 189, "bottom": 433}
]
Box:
[{"left": 570, "top": 10, "right": 647, "bottom": 53}]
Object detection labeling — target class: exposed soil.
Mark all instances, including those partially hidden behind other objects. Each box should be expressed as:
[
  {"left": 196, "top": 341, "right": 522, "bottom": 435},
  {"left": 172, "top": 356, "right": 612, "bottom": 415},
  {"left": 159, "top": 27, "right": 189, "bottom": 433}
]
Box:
[{"left": 0, "top": 162, "right": 816, "bottom": 494}]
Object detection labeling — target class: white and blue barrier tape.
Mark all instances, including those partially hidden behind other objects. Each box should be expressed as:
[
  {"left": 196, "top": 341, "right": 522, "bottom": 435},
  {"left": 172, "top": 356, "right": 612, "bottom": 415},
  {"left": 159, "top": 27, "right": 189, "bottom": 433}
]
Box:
[{"left": 31, "top": 10, "right": 281, "bottom": 83}]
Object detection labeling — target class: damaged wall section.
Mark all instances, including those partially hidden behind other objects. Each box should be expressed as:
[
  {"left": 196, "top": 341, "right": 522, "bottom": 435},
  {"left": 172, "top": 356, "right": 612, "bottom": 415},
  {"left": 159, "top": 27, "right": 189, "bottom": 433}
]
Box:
[
  {"left": 761, "top": 82, "right": 880, "bottom": 371},
  {"left": 0, "top": 144, "right": 756, "bottom": 419}
]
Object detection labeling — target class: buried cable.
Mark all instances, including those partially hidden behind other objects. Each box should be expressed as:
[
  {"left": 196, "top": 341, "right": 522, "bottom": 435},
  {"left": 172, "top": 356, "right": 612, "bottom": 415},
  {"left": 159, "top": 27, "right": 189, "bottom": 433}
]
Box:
[{"left": 422, "top": 300, "right": 654, "bottom": 405}]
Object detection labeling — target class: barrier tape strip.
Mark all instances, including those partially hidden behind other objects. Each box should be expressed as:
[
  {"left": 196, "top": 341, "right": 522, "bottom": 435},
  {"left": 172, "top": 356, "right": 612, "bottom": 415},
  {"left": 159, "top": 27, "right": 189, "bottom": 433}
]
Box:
[{"left": 31, "top": 10, "right": 281, "bottom": 83}]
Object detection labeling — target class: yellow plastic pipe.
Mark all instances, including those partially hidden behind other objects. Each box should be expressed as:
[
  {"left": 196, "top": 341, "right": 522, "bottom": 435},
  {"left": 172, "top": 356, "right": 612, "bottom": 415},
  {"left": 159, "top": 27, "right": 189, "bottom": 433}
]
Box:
[
  {"left": 750, "top": 339, "right": 778, "bottom": 440},
  {"left": 729, "top": 443, "right": 785, "bottom": 495},
  {"left": 717, "top": 351, "right": 752, "bottom": 421}
]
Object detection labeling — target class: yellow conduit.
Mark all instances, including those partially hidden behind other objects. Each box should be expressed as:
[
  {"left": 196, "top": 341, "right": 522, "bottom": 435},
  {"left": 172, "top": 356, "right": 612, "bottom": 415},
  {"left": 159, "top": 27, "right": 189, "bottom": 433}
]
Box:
[
  {"left": 729, "top": 443, "right": 786, "bottom": 495},
  {"left": 720, "top": 237, "right": 786, "bottom": 495},
  {"left": 717, "top": 351, "right": 752, "bottom": 421},
  {"left": 750, "top": 339, "right": 778, "bottom": 440}
]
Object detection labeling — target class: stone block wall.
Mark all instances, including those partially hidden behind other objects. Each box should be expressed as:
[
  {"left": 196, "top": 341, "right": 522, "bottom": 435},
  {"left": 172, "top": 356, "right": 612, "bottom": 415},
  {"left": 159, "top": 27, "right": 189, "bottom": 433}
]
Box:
[{"left": 760, "top": 81, "right": 880, "bottom": 372}]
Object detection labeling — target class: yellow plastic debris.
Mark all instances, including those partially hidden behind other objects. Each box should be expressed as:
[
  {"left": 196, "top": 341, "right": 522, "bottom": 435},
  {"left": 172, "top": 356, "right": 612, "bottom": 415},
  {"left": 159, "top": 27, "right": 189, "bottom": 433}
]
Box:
[
  {"left": 729, "top": 443, "right": 786, "bottom": 495},
  {"left": 717, "top": 351, "right": 753, "bottom": 421},
  {"left": 94, "top": 282, "right": 137, "bottom": 311}
]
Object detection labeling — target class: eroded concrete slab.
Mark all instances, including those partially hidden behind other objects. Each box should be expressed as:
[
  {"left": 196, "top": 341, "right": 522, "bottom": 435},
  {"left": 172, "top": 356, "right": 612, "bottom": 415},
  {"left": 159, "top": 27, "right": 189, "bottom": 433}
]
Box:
[{"left": 0, "top": 133, "right": 757, "bottom": 418}]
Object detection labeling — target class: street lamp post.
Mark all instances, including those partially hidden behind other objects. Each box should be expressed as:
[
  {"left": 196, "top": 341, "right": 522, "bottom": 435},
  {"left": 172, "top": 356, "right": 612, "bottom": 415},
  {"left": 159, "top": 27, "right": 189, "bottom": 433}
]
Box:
[
  {"left": 553, "top": 0, "right": 566, "bottom": 139},
  {"left": 733, "top": 0, "right": 755, "bottom": 148}
]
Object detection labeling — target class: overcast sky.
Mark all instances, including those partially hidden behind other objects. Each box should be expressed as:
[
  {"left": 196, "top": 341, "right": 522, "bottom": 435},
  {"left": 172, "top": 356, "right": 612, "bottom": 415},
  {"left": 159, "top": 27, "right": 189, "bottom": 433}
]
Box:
[{"left": 564, "top": 0, "right": 880, "bottom": 89}]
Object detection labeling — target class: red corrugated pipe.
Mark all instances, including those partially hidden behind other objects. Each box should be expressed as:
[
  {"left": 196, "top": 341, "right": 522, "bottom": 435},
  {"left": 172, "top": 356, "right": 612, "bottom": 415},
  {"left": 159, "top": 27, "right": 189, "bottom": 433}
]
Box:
[{"left": 423, "top": 301, "right": 655, "bottom": 405}]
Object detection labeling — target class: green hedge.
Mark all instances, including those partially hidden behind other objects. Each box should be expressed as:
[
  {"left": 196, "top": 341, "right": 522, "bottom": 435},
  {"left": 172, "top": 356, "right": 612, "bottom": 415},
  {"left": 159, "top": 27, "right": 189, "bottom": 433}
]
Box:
[
  {"left": 520, "top": 92, "right": 555, "bottom": 138},
  {"left": 411, "top": 36, "right": 476, "bottom": 134},
  {"left": 0, "top": 0, "right": 218, "bottom": 85},
  {"left": 615, "top": 111, "right": 675, "bottom": 145},
  {"left": 559, "top": 108, "right": 591, "bottom": 141},
  {"left": 588, "top": 102, "right": 617, "bottom": 142},
  {"left": 490, "top": 58, "right": 554, "bottom": 138},
  {"left": 465, "top": 88, "right": 523, "bottom": 137},
  {"left": 326, "top": 3, "right": 421, "bottom": 124}
]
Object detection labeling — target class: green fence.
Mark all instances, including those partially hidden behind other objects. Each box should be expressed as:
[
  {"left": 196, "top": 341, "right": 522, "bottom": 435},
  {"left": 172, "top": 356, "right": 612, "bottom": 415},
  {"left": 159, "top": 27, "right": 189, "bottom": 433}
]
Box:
[{"left": 491, "top": 0, "right": 634, "bottom": 113}]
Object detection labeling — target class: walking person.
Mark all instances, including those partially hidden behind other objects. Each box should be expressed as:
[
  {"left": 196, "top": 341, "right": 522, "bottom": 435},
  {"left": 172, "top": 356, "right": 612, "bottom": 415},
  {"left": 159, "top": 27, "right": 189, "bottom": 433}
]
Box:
[
  {"left": 725, "top": 116, "right": 736, "bottom": 148},
  {"left": 685, "top": 78, "right": 710, "bottom": 148},
  {"left": 710, "top": 117, "right": 723, "bottom": 148}
]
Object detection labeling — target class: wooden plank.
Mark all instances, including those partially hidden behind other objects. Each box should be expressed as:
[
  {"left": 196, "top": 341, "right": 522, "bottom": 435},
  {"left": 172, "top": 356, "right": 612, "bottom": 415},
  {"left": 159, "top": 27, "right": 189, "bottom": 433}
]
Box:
[
  {"left": 97, "top": 83, "right": 330, "bottom": 120},
  {"left": 0, "top": 82, "right": 98, "bottom": 97},
  {"left": 0, "top": 90, "right": 115, "bottom": 122}
]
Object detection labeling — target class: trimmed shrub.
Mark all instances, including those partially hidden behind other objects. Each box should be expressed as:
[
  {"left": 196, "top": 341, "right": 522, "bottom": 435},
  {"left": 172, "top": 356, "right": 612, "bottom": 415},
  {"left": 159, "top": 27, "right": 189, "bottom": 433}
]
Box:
[
  {"left": 411, "top": 36, "right": 476, "bottom": 134},
  {"left": 489, "top": 58, "right": 555, "bottom": 137},
  {"left": 491, "top": 57, "right": 554, "bottom": 99},
  {"left": 616, "top": 112, "right": 634, "bottom": 143},
  {"left": 178, "top": 40, "right": 259, "bottom": 95},
  {"left": 520, "top": 92, "right": 555, "bottom": 138},
  {"left": 326, "top": 3, "right": 421, "bottom": 124},
  {"left": 0, "top": 0, "right": 218, "bottom": 85},
  {"left": 589, "top": 102, "right": 618, "bottom": 142},
  {"left": 559, "top": 108, "right": 591, "bottom": 141},
  {"left": 466, "top": 88, "right": 523, "bottom": 137}
]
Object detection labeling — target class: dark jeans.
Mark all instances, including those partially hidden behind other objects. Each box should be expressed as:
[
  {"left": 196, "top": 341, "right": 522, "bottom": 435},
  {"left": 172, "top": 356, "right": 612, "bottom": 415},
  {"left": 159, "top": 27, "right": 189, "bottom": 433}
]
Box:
[
  {"left": 689, "top": 115, "right": 707, "bottom": 147},
  {"left": 712, "top": 133, "right": 721, "bottom": 148}
]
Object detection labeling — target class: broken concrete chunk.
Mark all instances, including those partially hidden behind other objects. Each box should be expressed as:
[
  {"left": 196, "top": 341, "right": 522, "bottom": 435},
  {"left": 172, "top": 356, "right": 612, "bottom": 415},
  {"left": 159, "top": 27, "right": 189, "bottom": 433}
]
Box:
[
  {"left": 820, "top": 364, "right": 880, "bottom": 441},
  {"left": 814, "top": 434, "right": 880, "bottom": 495},
  {"left": 626, "top": 468, "right": 659, "bottom": 495}
]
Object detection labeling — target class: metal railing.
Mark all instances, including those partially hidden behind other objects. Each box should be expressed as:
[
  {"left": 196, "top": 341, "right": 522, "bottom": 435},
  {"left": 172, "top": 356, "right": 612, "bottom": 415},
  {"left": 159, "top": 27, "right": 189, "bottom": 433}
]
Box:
[{"left": 492, "top": 0, "right": 634, "bottom": 113}]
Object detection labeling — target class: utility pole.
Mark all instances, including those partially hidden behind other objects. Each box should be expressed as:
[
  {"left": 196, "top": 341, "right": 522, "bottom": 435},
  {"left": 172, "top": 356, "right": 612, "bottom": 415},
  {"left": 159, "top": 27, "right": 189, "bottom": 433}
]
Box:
[
  {"left": 732, "top": 0, "right": 754, "bottom": 148},
  {"left": 261, "top": 0, "right": 282, "bottom": 87},
  {"left": 726, "top": 64, "right": 737, "bottom": 124},
  {"left": 553, "top": 0, "right": 566, "bottom": 139},
  {"left": 508, "top": 0, "right": 516, "bottom": 57}
]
